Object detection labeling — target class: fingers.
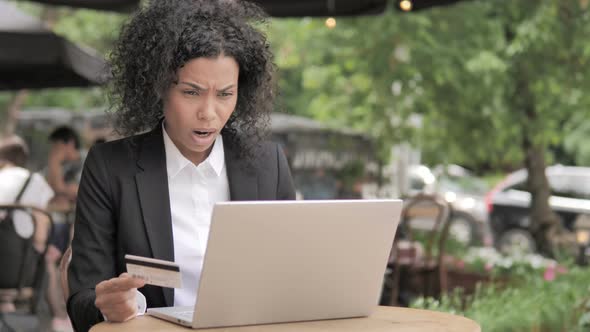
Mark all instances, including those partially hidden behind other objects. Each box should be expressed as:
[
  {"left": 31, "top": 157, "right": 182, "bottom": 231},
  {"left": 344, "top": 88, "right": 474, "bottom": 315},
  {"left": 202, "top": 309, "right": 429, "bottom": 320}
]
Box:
[
  {"left": 95, "top": 287, "right": 136, "bottom": 308},
  {"left": 99, "top": 297, "right": 137, "bottom": 322},
  {"left": 96, "top": 275, "right": 145, "bottom": 294},
  {"left": 95, "top": 274, "right": 146, "bottom": 322}
]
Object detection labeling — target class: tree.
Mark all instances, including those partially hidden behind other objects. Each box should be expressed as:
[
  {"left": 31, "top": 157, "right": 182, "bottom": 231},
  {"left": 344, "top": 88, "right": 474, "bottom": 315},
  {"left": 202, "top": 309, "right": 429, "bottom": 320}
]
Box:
[
  {"left": 401, "top": 0, "right": 590, "bottom": 255},
  {"left": 564, "top": 113, "right": 590, "bottom": 166},
  {"left": 495, "top": 0, "right": 590, "bottom": 254},
  {"left": 269, "top": 0, "right": 590, "bottom": 255}
]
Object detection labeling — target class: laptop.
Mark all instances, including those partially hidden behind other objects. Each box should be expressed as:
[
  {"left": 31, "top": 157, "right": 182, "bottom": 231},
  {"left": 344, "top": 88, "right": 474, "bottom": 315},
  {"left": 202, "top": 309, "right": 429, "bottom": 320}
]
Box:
[{"left": 147, "top": 199, "right": 402, "bottom": 329}]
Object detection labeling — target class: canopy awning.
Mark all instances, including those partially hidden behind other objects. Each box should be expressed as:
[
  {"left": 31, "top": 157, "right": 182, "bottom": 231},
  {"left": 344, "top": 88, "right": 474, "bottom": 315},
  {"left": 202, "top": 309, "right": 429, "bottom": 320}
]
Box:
[
  {"left": 25, "top": 0, "right": 389, "bottom": 16},
  {"left": 0, "top": 0, "right": 107, "bottom": 90}
]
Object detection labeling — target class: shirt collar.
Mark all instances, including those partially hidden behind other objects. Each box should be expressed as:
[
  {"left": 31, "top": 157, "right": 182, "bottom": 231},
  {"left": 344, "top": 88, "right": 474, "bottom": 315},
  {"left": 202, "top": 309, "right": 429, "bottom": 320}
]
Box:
[
  {"left": 162, "top": 123, "right": 225, "bottom": 179},
  {"left": 207, "top": 134, "right": 225, "bottom": 177}
]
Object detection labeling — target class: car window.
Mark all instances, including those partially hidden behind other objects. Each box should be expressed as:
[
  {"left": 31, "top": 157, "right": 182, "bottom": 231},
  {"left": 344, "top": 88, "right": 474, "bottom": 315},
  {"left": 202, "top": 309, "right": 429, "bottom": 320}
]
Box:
[
  {"left": 438, "top": 175, "right": 487, "bottom": 195},
  {"left": 503, "top": 180, "right": 527, "bottom": 192},
  {"left": 500, "top": 170, "right": 590, "bottom": 200}
]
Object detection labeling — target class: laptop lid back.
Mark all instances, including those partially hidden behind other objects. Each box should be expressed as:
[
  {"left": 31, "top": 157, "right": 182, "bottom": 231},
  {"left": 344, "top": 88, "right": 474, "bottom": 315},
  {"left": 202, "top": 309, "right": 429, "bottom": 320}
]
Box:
[{"left": 193, "top": 199, "right": 402, "bottom": 328}]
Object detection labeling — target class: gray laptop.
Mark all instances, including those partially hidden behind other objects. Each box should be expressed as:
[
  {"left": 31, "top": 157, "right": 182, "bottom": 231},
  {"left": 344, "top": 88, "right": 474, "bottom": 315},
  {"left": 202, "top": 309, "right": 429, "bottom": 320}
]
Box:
[{"left": 147, "top": 199, "right": 402, "bottom": 329}]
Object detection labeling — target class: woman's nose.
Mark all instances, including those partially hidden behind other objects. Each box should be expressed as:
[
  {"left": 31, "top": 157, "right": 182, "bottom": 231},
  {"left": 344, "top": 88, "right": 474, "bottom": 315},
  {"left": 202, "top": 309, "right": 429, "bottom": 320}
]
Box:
[{"left": 197, "top": 96, "right": 215, "bottom": 120}]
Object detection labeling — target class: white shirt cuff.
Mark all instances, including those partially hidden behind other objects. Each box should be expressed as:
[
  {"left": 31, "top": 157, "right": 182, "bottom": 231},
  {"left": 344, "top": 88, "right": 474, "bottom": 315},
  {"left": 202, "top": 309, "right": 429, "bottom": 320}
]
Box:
[
  {"left": 136, "top": 290, "right": 147, "bottom": 315},
  {"left": 101, "top": 291, "right": 147, "bottom": 321}
]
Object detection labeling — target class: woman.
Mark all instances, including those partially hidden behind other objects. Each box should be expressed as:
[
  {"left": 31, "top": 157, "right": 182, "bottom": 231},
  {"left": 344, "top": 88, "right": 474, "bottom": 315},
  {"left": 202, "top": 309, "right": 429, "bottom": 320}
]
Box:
[{"left": 67, "top": 1, "right": 295, "bottom": 331}]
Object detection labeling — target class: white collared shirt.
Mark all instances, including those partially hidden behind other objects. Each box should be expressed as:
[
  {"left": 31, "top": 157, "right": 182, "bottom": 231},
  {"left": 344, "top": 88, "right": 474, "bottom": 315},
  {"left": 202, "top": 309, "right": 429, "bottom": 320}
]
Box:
[{"left": 163, "top": 124, "right": 230, "bottom": 307}]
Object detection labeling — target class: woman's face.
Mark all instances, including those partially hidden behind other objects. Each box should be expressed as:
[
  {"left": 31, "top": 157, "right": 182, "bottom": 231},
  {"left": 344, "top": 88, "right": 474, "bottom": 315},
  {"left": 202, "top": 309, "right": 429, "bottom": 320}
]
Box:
[{"left": 163, "top": 55, "right": 239, "bottom": 165}]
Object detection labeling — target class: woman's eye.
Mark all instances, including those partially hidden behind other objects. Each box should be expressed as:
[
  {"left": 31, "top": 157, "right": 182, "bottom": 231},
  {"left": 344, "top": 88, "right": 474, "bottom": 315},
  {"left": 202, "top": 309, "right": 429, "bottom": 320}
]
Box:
[{"left": 183, "top": 90, "right": 199, "bottom": 96}]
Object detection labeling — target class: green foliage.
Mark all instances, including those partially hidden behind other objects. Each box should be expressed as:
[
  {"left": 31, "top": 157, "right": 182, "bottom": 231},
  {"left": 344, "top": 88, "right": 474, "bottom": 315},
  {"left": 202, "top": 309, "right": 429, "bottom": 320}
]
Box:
[
  {"left": 409, "top": 228, "right": 470, "bottom": 259},
  {"left": 412, "top": 266, "right": 590, "bottom": 332},
  {"left": 268, "top": 16, "right": 409, "bottom": 162},
  {"left": 564, "top": 112, "right": 590, "bottom": 166},
  {"left": 52, "top": 8, "right": 127, "bottom": 55},
  {"left": 12, "top": 1, "right": 127, "bottom": 55},
  {"left": 269, "top": 0, "right": 590, "bottom": 169},
  {"left": 20, "top": 88, "right": 106, "bottom": 110},
  {"left": 7, "top": 0, "right": 590, "bottom": 170},
  {"left": 335, "top": 160, "right": 366, "bottom": 193}
]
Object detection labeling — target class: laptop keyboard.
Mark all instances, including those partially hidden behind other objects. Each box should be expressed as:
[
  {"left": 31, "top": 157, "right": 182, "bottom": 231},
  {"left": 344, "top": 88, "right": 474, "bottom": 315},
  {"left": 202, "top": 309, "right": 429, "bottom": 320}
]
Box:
[
  {"left": 177, "top": 310, "right": 194, "bottom": 320},
  {"left": 148, "top": 306, "right": 197, "bottom": 324}
]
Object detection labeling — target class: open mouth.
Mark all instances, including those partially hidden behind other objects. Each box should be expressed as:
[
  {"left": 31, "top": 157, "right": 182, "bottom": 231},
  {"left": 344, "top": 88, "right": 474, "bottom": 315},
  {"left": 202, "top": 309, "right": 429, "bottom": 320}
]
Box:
[{"left": 193, "top": 130, "right": 213, "bottom": 137}]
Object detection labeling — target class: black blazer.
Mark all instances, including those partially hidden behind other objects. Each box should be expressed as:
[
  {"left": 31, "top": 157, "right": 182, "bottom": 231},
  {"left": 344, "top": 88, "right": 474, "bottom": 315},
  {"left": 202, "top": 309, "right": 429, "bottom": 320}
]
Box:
[{"left": 67, "top": 125, "right": 295, "bottom": 332}]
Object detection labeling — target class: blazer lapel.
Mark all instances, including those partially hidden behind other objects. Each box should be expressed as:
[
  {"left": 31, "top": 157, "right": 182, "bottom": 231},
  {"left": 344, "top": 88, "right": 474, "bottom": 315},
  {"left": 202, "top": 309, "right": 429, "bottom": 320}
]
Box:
[
  {"left": 135, "top": 125, "right": 174, "bottom": 306},
  {"left": 225, "top": 146, "right": 258, "bottom": 201}
]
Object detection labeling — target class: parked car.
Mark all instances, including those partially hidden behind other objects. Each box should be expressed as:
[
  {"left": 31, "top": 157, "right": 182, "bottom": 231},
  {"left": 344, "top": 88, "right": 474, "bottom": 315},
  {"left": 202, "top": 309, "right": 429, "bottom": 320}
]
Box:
[
  {"left": 407, "top": 165, "right": 492, "bottom": 246},
  {"left": 487, "top": 165, "right": 590, "bottom": 254}
]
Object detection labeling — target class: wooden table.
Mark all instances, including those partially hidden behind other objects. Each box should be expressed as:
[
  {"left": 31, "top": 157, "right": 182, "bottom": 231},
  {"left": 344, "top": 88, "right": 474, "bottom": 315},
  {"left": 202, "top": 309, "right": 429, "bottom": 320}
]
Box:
[{"left": 90, "top": 306, "right": 481, "bottom": 332}]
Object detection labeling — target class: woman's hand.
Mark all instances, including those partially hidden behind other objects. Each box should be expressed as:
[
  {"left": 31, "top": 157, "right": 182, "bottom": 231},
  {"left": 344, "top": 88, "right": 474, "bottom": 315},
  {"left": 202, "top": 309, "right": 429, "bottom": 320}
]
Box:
[{"left": 94, "top": 273, "right": 146, "bottom": 322}]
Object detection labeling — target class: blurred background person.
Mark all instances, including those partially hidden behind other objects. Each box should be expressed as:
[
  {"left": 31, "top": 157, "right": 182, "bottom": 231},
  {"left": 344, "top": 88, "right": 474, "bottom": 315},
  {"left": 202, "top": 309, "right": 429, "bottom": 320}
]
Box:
[
  {"left": 0, "top": 135, "right": 53, "bottom": 313},
  {"left": 45, "top": 126, "right": 81, "bottom": 332},
  {"left": 46, "top": 126, "right": 81, "bottom": 203}
]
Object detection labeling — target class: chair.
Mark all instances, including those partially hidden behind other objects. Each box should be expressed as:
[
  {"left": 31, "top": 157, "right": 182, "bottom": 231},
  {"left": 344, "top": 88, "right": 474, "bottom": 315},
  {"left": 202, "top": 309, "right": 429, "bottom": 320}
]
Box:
[
  {"left": 59, "top": 246, "right": 72, "bottom": 302},
  {"left": 384, "top": 193, "right": 453, "bottom": 305},
  {"left": 0, "top": 204, "right": 53, "bottom": 330}
]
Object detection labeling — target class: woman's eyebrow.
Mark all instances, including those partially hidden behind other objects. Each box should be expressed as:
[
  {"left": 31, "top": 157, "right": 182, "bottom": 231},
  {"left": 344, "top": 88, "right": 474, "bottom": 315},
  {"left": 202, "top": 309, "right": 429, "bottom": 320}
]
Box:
[
  {"left": 179, "top": 82, "right": 235, "bottom": 91},
  {"left": 179, "top": 81, "right": 207, "bottom": 90},
  {"left": 219, "top": 84, "right": 236, "bottom": 91}
]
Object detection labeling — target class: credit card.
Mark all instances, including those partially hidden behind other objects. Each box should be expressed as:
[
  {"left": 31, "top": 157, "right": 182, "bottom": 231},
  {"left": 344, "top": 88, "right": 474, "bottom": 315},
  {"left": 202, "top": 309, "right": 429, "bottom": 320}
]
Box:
[{"left": 125, "top": 254, "right": 182, "bottom": 288}]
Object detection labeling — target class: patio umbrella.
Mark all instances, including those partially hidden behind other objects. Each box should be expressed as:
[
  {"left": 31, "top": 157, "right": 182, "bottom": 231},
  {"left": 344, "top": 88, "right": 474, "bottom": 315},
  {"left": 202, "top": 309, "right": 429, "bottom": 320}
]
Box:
[
  {"left": 25, "top": 0, "right": 138, "bottom": 12},
  {"left": 25, "top": 0, "right": 389, "bottom": 16},
  {"left": 253, "top": 0, "right": 388, "bottom": 17},
  {"left": 0, "top": 0, "right": 107, "bottom": 90}
]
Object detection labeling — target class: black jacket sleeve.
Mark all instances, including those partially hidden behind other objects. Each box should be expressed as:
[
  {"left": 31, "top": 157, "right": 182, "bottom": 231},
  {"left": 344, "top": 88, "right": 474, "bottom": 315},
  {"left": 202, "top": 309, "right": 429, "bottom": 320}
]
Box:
[{"left": 67, "top": 145, "right": 117, "bottom": 332}]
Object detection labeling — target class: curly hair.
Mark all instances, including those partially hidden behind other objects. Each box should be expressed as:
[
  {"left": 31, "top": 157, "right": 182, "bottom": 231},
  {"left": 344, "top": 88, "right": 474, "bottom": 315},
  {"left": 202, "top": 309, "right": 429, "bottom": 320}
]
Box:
[{"left": 107, "top": 0, "right": 275, "bottom": 161}]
